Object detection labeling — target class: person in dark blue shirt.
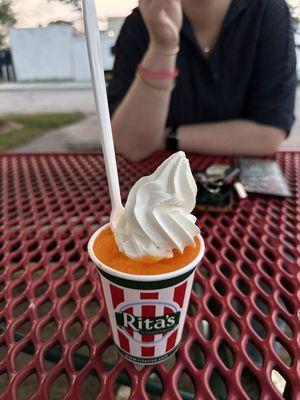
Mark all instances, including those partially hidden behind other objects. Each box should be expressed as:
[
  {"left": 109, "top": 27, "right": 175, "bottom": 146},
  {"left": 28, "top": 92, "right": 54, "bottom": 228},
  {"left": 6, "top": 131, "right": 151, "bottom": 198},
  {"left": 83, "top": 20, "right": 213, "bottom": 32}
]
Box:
[{"left": 108, "top": 0, "right": 297, "bottom": 161}]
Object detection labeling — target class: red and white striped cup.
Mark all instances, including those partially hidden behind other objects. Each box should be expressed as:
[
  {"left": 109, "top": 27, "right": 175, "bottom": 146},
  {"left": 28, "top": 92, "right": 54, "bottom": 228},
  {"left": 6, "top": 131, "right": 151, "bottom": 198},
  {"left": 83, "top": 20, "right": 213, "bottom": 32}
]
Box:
[{"left": 88, "top": 224, "right": 205, "bottom": 365}]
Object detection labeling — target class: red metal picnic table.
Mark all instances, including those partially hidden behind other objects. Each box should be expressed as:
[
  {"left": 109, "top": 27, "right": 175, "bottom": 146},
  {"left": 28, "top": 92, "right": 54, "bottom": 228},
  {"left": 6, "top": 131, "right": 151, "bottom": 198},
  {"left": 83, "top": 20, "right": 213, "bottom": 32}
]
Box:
[{"left": 0, "top": 151, "right": 299, "bottom": 400}]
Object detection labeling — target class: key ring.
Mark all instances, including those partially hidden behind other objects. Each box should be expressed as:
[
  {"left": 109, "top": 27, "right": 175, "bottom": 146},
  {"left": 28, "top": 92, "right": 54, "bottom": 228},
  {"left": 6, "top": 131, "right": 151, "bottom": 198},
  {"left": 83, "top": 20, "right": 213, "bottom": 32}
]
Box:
[{"left": 202, "top": 180, "right": 224, "bottom": 194}]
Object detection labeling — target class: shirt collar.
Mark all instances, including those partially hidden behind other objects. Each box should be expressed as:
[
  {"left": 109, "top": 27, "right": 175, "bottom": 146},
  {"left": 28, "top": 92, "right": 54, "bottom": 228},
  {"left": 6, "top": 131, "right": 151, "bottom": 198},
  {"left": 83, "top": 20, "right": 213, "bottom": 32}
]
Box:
[{"left": 224, "top": 0, "right": 248, "bottom": 29}]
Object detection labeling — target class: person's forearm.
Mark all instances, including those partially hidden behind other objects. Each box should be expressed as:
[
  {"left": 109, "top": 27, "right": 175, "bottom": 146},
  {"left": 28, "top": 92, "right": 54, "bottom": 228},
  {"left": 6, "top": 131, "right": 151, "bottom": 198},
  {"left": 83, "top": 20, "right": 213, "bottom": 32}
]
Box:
[
  {"left": 178, "top": 120, "right": 285, "bottom": 156},
  {"left": 112, "top": 47, "right": 177, "bottom": 161}
]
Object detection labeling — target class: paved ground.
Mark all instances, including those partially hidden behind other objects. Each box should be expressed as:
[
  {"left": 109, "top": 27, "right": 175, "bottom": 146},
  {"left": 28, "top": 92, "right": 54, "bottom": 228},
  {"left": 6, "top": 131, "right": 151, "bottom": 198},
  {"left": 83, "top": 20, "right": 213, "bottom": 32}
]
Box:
[
  {"left": 0, "top": 82, "right": 95, "bottom": 115},
  {"left": 0, "top": 82, "right": 299, "bottom": 152},
  {"left": 11, "top": 115, "right": 101, "bottom": 153}
]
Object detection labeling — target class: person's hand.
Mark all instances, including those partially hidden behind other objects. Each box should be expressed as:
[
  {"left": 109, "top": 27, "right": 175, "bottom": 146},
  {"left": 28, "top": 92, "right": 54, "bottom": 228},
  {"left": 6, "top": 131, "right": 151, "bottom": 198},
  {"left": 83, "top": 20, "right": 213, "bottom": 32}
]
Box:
[{"left": 139, "top": 0, "right": 183, "bottom": 52}]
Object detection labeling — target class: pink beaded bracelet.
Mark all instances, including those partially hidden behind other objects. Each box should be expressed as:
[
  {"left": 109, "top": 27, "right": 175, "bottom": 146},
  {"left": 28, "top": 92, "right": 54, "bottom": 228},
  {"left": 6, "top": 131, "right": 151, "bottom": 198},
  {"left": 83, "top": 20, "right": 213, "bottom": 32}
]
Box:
[{"left": 137, "top": 64, "right": 180, "bottom": 80}]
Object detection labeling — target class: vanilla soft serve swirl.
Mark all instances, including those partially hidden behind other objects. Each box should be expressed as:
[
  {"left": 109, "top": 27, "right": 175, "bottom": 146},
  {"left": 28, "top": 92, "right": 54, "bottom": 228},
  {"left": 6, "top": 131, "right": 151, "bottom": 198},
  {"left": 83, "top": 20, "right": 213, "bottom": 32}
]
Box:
[{"left": 115, "top": 152, "right": 200, "bottom": 260}]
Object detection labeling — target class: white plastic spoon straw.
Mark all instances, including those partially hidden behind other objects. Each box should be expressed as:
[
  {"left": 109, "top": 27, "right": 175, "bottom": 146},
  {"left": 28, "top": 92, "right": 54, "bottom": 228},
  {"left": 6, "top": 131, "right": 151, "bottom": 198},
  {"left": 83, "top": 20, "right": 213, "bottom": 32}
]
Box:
[{"left": 83, "top": 0, "right": 124, "bottom": 231}]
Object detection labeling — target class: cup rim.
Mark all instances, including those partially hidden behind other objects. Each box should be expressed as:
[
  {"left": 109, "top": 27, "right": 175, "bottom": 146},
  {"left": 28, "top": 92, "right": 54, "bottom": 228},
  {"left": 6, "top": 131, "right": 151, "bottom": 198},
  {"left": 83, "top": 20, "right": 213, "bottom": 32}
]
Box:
[{"left": 88, "top": 223, "right": 205, "bottom": 282}]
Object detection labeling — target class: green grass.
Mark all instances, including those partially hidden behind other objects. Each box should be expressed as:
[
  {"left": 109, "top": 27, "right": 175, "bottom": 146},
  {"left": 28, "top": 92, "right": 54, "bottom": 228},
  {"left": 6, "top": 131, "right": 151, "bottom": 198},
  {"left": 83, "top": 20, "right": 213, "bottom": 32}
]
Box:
[{"left": 0, "top": 112, "right": 85, "bottom": 151}]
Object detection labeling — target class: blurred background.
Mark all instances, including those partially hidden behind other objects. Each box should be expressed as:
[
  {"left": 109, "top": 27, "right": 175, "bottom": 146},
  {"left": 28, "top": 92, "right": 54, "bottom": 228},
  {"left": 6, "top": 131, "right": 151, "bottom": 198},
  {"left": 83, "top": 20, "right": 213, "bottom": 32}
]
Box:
[{"left": 0, "top": 0, "right": 299, "bottom": 153}]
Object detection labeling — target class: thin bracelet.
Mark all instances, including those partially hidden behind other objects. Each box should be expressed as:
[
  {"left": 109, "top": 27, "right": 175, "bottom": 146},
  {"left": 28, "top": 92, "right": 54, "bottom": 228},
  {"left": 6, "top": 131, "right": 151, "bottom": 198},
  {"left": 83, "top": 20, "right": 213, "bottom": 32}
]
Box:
[
  {"left": 148, "top": 45, "right": 180, "bottom": 56},
  {"left": 136, "top": 73, "right": 175, "bottom": 92},
  {"left": 137, "top": 64, "right": 180, "bottom": 80}
]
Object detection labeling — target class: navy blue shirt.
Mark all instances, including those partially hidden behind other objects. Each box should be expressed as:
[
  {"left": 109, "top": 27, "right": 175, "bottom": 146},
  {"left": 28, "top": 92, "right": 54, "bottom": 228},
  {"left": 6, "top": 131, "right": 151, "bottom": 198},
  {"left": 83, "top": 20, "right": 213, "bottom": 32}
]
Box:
[{"left": 108, "top": 0, "right": 297, "bottom": 134}]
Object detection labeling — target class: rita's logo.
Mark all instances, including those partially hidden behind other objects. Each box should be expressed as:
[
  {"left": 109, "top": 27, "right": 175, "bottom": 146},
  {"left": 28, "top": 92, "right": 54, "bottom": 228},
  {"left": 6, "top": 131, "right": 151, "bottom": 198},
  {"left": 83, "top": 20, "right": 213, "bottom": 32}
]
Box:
[{"left": 115, "top": 301, "right": 180, "bottom": 336}]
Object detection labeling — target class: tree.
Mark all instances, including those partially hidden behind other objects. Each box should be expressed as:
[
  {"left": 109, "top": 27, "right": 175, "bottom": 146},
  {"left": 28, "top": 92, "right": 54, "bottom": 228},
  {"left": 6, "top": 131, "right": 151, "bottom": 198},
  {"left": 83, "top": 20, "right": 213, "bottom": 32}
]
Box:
[
  {"left": 288, "top": 3, "right": 300, "bottom": 24},
  {"left": 0, "top": 0, "right": 16, "bottom": 48},
  {"left": 50, "top": 0, "right": 81, "bottom": 10}
]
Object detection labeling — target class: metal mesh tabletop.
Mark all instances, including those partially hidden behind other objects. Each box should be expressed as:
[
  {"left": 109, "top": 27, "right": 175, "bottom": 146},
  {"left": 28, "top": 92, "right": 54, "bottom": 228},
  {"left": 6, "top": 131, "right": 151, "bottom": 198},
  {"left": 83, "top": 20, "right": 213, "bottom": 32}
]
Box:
[{"left": 0, "top": 152, "right": 299, "bottom": 400}]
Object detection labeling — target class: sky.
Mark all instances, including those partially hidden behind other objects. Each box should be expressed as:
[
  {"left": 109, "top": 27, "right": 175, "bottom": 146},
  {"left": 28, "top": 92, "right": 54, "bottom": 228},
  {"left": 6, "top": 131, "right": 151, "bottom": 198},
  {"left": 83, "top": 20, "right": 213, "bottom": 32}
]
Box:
[
  {"left": 13, "top": 0, "right": 138, "bottom": 28},
  {"left": 12, "top": 0, "right": 300, "bottom": 29}
]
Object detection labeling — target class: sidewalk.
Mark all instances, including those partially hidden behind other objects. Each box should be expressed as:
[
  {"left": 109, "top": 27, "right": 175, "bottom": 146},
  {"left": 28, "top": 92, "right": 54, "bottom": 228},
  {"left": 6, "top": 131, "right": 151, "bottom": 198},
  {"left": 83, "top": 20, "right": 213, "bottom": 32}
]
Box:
[
  {"left": 0, "top": 82, "right": 96, "bottom": 115},
  {"left": 11, "top": 115, "right": 100, "bottom": 153},
  {"left": 3, "top": 82, "right": 300, "bottom": 152},
  {"left": 0, "top": 82, "right": 92, "bottom": 91}
]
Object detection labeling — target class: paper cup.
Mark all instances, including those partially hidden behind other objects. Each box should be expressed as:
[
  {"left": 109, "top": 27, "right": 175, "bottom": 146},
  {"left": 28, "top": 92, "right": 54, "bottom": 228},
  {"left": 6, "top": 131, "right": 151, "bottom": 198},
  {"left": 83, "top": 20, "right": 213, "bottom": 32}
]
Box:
[{"left": 88, "top": 223, "right": 205, "bottom": 365}]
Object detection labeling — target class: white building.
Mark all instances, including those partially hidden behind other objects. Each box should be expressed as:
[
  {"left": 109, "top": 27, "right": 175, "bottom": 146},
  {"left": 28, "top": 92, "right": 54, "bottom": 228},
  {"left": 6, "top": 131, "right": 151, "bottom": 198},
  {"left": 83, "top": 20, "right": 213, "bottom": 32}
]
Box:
[
  {"left": 107, "top": 17, "right": 125, "bottom": 38},
  {"left": 9, "top": 23, "right": 117, "bottom": 82},
  {"left": 8, "top": 22, "right": 300, "bottom": 82}
]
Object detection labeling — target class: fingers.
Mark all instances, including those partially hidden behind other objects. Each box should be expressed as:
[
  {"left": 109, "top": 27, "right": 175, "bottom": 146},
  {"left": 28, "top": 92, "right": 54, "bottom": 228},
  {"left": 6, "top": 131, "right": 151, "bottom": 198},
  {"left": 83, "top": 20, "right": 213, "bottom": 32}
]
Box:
[
  {"left": 164, "top": 0, "right": 182, "bottom": 11},
  {"left": 149, "top": 0, "right": 168, "bottom": 12},
  {"left": 147, "top": 0, "right": 170, "bottom": 23},
  {"left": 138, "top": 0, "right": 152, "bottom": 13},
  {"left": 139, "top": 0, "right": 182, "bottom": 27},
  {"left": 139, "top": 0, "right": 167, "bottom": 15},
  {"left": 140, "top": 0, "right": 181, "bottom": 18},
  {"left": 139, "top": 0, "right": 181, "bottom": 9}
]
